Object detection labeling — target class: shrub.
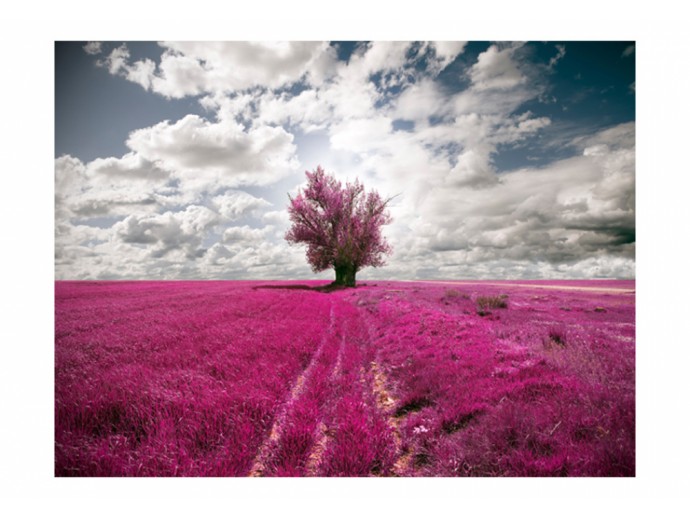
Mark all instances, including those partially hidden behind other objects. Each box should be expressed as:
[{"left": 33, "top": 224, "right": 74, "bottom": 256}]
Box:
[
  {"left": 444, "top": 289, "right": 461, "bottom": 299},
  {"left": 476, "top": 295, "right": 508, "bottom": 315},
  {"left": 543, "top": 326, "right": 568, "bottom": 349}
]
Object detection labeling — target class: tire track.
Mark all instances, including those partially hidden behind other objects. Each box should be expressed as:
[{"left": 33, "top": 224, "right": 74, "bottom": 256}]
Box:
[
  {"left": 355, "top": 302, "right": 410, "bottom": 476},
  {"left": 248, "top": 302, "right": 336, "bottom": 477},
  {"left": 302, "top": 330, "right": 347, "bottom": 475}
]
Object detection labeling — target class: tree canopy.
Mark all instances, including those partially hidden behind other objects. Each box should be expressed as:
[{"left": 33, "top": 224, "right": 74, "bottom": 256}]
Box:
[{"left": 285, "top": 166, "right": 393, "bottom": 287}]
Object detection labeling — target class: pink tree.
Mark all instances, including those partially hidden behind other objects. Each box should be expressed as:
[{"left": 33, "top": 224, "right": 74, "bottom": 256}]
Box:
[{"left": 286, "top": 166, "right": 393, "bottom": 287}]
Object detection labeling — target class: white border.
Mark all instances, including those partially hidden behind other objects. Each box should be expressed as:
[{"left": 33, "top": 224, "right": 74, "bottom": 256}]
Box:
[{"left": 2, "top": 1, "right": 689, "bottom": 515}]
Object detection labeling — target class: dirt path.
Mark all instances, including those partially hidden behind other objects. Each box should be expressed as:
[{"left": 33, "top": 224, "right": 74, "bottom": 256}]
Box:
[
  {"left": 354, "top": 301, "right": 412, "bottom": 476},
  {"left": 401, "top": 280, "right": 635, "bottom": 294}
]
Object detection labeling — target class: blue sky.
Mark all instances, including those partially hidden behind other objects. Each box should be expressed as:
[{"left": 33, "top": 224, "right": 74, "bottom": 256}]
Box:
[{"left": 55, "top": 41, "right": 635, "bottom": 280}]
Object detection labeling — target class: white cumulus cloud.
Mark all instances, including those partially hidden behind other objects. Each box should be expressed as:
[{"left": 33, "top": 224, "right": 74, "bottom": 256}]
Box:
[
  {"left": 126, "top": 114, "right": 299, "bottom": 192},
  {"left": 469, "top": 43, "right": 527, "bottom": 91},
  {"left": 98, "top": 42, "right": 334, "bottom": 98}
]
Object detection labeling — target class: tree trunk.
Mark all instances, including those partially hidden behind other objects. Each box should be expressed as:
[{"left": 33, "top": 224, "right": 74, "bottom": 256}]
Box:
[{"left": 334, "top": 263, "right": 357, "bottom": 287}]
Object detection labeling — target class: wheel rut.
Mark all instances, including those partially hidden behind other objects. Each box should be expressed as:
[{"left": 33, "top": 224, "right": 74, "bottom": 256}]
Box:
[
  {"left": 248, "top": 293, "right": 405, "bottom": 477},
  {"left": 248, "top": 303, "right": 337, "bottom": 476}
]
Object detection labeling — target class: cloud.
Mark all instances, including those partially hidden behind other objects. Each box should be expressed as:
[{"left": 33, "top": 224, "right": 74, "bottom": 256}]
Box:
[
  {"left": 55, "top": 153, "right": 170, "bottom": 218},
  {"left": 415, "top": 112, "right": 550, "bottom": 151},
  {"left": 88, "top": 152, "right": 169, "bottom": 181},
  {"left": 55, "top": 222, "right": 110, "bottom": 258},
  {"left": 393, "top": 79, "right": 448, "bottom": 121},
  {"left": 345, "top": 41, "right": 413, "bottom": 79},
  {"left": 248, "top": 42, "right": 450, "bottom": 131},
  {"left": 572, "top": 121, "right": 635, "bottom": 151},
  {"left": 124, "top": 58, "right": 157, "bottom": 90},
  {"left": 622, "top": 44, "right": 635, "bottom": 58},
  {"left": 469, "top": 43, "right": 527, "bottom": 91},
  {"left": 194, "top": 41, "right": 465, "bottom": 136},
  {"left": 98, "top": 42, "right": 334, "bottom": 98},
  {"left": 60, "top": 41, "right": 634, "bottom": 281},
  {"left": 222, "top": 224, "right": 273, "bottom": 243},
  {"left": 211, "top": 191, "right": 272, "bottom": 220},
  {"left": 452, "top": 44, "right": 546, "bottom": 118},
  {"left": 55, "top": 154, "right": 88, "bottom": 198},
  {"left": 379, "top": 121, "right": 635, "bottom": 279},
  {"left": 256, "top": 89, "right": 332, "bottom": 132},
  {"left": 54, "top": 163, "right": 281, "bottom": 279},
  {"left": 548, "top": 44, "right": 566, "bottom": 69},
  {"left": 427, "top": 41, "right": 467, "bottom": 73},
  {"left": 262, "top": 210, "right": 291, "bottom": 227},
  {"left": 315, "top": 44, "right": 554, "bottom": 225},
  {"left": 199, "top": 239, "right": 317, "bottom": 280},
  {"left": 56, "top": 147, "right": 278, "bottom": 221},
  {"left": 99, "top": 44, "right": 130, "bottom": 75},
  {"left": 126, "top": 114, "right": 299, "bottom": 192},
  {"left": 96, "top": 45, "right": 157, "bottom": 91},
  {"left": 446, "top": 148, "right": 498, "bottom": 188},
  {"left": 83, "top": 42, "right": 102, "bottom": 55},
  {"left": 55, "top": 106, "right": 298, "bottom": 278},
  {"left": 329, "top": 117, "right": 393, "bottom": 153},
  {"left": 114, "top": 205, "right": 219, "bottom": 259}
]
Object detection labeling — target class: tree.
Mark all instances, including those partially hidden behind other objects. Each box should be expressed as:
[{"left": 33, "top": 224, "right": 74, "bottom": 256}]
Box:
[{"left": 285, "top": 166, "right": 393, "bottom": 287}]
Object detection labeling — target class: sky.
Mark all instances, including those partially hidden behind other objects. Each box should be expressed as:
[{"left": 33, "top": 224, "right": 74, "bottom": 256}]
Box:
[{"left": 55, "top": 41, "right": 635, "bottom": 280}]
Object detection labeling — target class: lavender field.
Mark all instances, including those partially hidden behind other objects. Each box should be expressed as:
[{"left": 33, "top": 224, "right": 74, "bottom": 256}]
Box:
[{"left": 55, "top": 280, "right": 634, "bottom": 477}]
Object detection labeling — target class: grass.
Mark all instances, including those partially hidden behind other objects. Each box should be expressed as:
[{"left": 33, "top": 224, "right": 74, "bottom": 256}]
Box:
[{"left": 55, "top": 279, "right": 635, "bottom": 477}]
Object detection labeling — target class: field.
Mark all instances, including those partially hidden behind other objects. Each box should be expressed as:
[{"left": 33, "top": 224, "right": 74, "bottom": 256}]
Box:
[{"left": 55, "top": 279, "right": 635, "bottom": 477}]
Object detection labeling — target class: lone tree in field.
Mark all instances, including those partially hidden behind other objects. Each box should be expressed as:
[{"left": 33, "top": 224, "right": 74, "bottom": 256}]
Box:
[{"left": 286, "top": 166, "right": 393, "bottom": 287}]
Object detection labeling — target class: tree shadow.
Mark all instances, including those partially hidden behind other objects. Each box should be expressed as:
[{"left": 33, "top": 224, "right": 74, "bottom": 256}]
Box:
[{"left": 252, "top": 283, "right": 351, "bottom": 293}]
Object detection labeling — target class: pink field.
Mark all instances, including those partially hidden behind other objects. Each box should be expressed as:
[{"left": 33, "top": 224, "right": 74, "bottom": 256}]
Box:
[{"left": 55, "top": 280, "right": 635, "bottom": 476}]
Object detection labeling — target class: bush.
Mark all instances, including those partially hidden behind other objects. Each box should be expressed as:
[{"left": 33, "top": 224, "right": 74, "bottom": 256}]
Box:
[
  {"left": 476, "top": 295, "right": 508, "bottom": 315},
  {"left": 543, "top": 326, "right": 568, "bottom": 349},
  {"left": 445, "top": 289, "right": 461, "bottom": 299}
]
